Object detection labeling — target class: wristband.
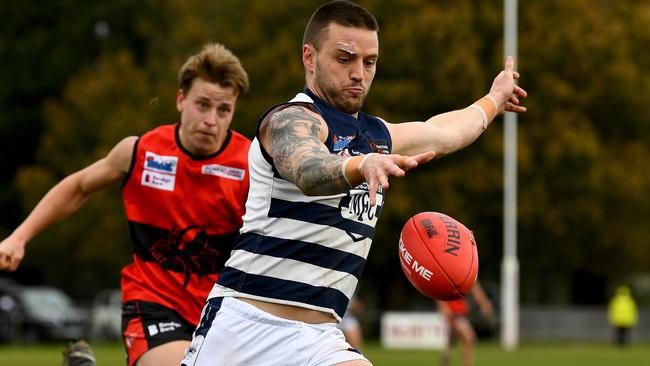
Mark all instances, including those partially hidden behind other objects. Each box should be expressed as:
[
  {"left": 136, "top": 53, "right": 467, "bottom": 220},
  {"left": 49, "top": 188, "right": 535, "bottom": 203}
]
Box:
[
  {"left": 468, "top": 104, "right": 488, "bottom": 130},
  {"left": 342, "top": 156, "right": 363, "bottom": 187},
  {"left": 471, "top": 94, "right": 499, "bottom": 129},
  {"left": 359, "top": 153, "right": 375, "bottom": 172}
]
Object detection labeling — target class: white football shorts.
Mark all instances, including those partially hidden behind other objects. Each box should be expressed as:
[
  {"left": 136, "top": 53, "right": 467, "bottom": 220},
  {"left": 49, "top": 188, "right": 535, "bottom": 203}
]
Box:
[{"left": 181, "top": 297, "right": 368, "bottom": 366}]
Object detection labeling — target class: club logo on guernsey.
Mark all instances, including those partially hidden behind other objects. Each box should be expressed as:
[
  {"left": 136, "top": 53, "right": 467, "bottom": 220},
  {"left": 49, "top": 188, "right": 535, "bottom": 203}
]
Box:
[
  {"left": 144, "top": 151, "right": 178, "bottom": 174},
  {"left": 202, "top": 164, "right": 245, "bottom": 181},
  {"left": 141, "top": 151, "right": 178, "bottom": 191},
  {"left": 339, "top": 183, "right": 383, "bottom": 242}
]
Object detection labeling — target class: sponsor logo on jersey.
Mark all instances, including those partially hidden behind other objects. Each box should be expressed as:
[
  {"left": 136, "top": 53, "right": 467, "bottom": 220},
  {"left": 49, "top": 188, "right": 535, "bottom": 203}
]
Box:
[
  {"left": 141, "top": 170, "right": 176, "bottom": 191},
  {"left": 144, "top": 151, "right": 178, "bottom": 174},
  {"left": 202, "top": 164, "right": 245, "bottom": 181},
  {"left": 332, "top": 135, "right": 356, "bottom": 152},
  {"left": 368, "top": 139, "right": 390, "bottom": 154}
]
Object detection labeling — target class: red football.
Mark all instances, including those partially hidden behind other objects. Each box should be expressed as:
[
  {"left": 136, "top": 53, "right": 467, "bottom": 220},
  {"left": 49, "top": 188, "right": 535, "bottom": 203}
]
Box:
[{"left": 398, "top": 212, "right": 478, "bottom": 300}]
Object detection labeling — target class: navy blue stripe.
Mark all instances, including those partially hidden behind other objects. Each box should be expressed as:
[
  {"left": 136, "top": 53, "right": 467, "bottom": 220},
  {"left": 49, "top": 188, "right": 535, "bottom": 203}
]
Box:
[
  {"left": 217, "top": 267, "right": 349, "bottom": 318},
  {"left": 234, "top": 233, "right": 365, "bottom": 278},
  {"left": 193, "top": 297, "right": 222, "bottom": 337},
  {"left": 268, "top": 198, "right": 375, "bottom": 238}
]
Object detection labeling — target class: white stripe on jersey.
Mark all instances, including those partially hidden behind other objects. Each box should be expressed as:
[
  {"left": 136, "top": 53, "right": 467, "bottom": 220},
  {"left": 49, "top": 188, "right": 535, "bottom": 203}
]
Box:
[
  {"left": 254, "top": 216, "right": 372, "bottom": 259},
  {"left": 226, "top": 250, "right": 359, "bottom": 297}
]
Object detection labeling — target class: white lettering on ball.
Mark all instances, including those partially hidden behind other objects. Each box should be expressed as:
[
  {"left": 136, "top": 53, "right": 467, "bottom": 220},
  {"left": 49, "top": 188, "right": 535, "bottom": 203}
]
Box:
[{"left": 399, "top": 237, "right": 433, "bottom": 281}]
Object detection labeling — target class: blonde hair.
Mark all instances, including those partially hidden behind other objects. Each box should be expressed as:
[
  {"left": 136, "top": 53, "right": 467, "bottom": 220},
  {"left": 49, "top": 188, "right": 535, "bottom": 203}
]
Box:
[{"left": 177, "top": 43, "right": 249, "bottom": 98}]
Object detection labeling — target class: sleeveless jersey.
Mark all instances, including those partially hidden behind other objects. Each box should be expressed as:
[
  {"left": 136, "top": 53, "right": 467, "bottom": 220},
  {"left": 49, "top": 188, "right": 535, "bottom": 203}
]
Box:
[
  {"left": 121, "top": 124, "right": 250, "bottom": 325},
  {"left": 209, "top": 89, "right": 392, "bottom": 321},
  {"left": 447, "top": 298, "right": 469, "bottom": 316}
]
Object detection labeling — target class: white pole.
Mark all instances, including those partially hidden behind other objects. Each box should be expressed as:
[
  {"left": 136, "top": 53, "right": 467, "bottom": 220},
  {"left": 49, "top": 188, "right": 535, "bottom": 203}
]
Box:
[{"left": 501, "top": 0, "right": 519, "bottom": 351}]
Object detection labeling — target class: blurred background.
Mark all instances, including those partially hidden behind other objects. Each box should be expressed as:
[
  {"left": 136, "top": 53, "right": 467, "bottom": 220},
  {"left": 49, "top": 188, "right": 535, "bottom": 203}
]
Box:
[{"left": 1, "top": 0, "right": 649, "bottom": 344}]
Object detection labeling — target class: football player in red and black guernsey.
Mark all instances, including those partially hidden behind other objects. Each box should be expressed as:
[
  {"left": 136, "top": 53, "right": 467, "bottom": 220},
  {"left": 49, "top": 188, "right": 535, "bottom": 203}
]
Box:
[
  {"left": 436, "top": 281, "right": 494, "bottom": 366},
  {"left": 0, "top": 43, "right": 251, "bottom": 366}
]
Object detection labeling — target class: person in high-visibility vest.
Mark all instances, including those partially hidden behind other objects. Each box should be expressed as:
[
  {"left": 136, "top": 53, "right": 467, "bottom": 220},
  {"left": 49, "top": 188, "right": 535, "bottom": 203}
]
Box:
[{"left": 608, "top": 285, "right": 639, "bottom": 346}]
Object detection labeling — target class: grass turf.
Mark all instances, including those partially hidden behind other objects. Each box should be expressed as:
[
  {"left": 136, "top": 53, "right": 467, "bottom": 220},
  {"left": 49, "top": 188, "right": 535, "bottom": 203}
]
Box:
[{"left": 0, "top": 341, "right": 648, "bottom": 365}]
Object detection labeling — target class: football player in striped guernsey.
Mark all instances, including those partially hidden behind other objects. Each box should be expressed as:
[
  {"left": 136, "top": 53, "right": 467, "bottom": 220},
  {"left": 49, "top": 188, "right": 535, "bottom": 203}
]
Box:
[{"left": 184, "top": 1, "right": 526, "bottom": 365}]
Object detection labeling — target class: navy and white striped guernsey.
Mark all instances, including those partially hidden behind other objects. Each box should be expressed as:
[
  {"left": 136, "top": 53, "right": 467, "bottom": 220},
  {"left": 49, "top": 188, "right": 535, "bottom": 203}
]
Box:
[{"left": 207, "top": 88, "right": 392, "bottom": 321}]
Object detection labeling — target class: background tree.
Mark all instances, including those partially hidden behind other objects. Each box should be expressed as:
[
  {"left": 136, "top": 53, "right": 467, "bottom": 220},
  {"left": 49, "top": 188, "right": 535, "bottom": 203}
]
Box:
[{"left": 3, "top": 0, "right": 649, "bottom": 309}]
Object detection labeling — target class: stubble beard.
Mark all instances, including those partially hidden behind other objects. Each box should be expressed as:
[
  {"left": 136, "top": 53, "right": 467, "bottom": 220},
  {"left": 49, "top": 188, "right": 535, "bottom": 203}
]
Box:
[{"left": 314, "top": 62, "right": 365, "bottom": 115}]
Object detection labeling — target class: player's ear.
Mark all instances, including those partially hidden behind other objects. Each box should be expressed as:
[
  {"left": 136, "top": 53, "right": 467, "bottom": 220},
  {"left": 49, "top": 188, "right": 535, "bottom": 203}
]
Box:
[
  {"left": 176, "top": 89, "right": 185, "bottom": 113},
  {"left": 303, "top": 43, "right": 316, "bottom": 73}
]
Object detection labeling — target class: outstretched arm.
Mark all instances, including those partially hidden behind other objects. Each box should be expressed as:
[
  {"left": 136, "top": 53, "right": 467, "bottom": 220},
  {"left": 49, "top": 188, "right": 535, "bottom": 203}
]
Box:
[
  {"left": 260, "top": 105, "right": 435, "bottom": 206},
  {"left": 470, "top": 281, "right": 494, "bottom": 317},
  {"left": 386, "top": 56, "right": 527, "bottom": 157},
  {"left": 0, "top": 136, "right": 137, "bottom": 271}
]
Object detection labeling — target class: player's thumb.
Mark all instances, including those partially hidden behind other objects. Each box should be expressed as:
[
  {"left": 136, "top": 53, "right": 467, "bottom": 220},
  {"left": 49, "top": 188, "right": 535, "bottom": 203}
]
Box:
[{"left": 504, "top": 55, "right": 514, "bottom": 71}]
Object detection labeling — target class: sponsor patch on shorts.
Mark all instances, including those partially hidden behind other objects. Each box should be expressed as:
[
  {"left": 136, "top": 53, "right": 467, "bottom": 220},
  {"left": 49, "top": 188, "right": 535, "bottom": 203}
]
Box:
[
  {"left": 202, "top": 164, "right": 245, "bottom": 180},
  {"left": 147, "top": 321, "right": 182, "bottom": 336}
]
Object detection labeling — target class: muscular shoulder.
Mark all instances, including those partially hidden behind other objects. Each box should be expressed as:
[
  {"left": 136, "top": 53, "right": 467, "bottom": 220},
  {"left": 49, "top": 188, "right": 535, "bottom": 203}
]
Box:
[
  {"left": 257, "top": 103, "right": 327, "bottom": 156},
  {"left": 108, "top": 136, "right": 138, "bottom": 174},
  {"left": 267, "top": 104, "right": 328, "bottom": 142}
]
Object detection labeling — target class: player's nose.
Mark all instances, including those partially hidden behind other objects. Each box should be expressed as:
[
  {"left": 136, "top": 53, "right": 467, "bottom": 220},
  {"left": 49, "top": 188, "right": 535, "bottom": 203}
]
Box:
[
  {"left": 203, "top": 109, "right": 217, "bottom": 126},
  {"left": 350, "top": 60, "right": 364, "bottom": 82}
]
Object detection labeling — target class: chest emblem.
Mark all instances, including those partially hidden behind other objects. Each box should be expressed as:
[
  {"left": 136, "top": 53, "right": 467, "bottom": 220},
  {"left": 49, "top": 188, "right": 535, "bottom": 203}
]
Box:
[
  {"left": 202, "top": 164, "right": 245, "bottom": 181},
  {"left": 141, "top": 151, "right": 178, "bottom": 191}
]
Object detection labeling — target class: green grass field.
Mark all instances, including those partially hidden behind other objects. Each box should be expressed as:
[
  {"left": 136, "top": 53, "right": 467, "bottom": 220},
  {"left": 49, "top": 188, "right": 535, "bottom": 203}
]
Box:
[{"left": 1, "top": 341, "right": 648, "bottom": 366}]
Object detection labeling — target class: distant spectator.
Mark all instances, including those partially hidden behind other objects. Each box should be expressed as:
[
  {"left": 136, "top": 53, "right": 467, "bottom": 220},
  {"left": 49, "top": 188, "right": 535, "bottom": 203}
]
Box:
[
  {"left": 436, "top": 281, "right": 493, "bottom": 366},
  {"left": 608, "top": 285, "right": 638, "bottom": 347}
]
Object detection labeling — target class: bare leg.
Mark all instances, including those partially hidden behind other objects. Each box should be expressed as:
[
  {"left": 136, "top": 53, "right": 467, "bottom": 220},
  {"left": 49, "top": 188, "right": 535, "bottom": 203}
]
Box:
[
  {"left": 452, "top": 317, "right": 476, "bottom": 366},
  {"left": 333, "top": 360, "right": 372, "bottom": 366},
  {"left": 343, "top": 326, "right": 364, "bottom": 351},
  {"left": 136, "top": 340, "right": 191, "bottom": 366}
]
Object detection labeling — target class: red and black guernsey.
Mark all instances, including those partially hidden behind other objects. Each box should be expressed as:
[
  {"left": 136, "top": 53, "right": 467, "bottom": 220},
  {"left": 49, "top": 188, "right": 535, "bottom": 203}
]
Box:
[{"left": 120, "top": 124, "right": 250, "bottom": 325}]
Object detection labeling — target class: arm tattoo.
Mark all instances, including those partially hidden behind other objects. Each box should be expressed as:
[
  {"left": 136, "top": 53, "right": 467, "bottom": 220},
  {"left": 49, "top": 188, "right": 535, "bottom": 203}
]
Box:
[{"left": 269, "top": 106, "right": 350, "bottom": 195}]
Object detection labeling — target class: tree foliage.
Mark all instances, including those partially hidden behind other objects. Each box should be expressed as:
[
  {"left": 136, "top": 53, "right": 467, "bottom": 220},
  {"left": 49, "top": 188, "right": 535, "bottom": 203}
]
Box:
[{"left": 4, "top": 0, "right": 650, "bottom": 305}]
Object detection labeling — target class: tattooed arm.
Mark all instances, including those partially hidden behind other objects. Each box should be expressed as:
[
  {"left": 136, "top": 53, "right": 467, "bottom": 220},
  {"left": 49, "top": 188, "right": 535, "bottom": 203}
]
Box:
[
  {"left": 259, "top": 105, "right": 350, "bottom": 196},
  {"left": 259, "top": 104, "right": 436, "bottom": 204}
]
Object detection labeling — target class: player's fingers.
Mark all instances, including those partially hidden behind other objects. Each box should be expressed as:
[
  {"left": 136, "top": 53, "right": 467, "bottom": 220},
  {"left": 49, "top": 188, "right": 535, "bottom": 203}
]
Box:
[
  {"left": 397, "top": 155, "right": 413, "bottom": 170},
  {"left": 412, "top": 151, "right": 436, "bottom": 165},
  {"left": 506, "top": 103, "right": 527, "bottom": 113},
  {"left": 512, "top": 84, "right": 527, "bottom": 98},
  {"left": 504, "top": 56, "right": 514, "bottom": 72},
  {"left": 509, "top": 95, "right": 520, "bottom": 105},
  {"left": 379, "top": 173, "right": 390, "bottom": 189},
  {"left": 386, "top": 164, "right": 405, "bottom": 178},
  {"left": 0, "top": 255, "right": 11, "bottom": 271},
  {"left": 513, "top": 70, "right": 520, "bottom": 79},
  {"left": 368, "top": 178, "right": 378, "bottom": 207},
  {"left": 396, "top": 152, "right": 435, "bottom": 171}
]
